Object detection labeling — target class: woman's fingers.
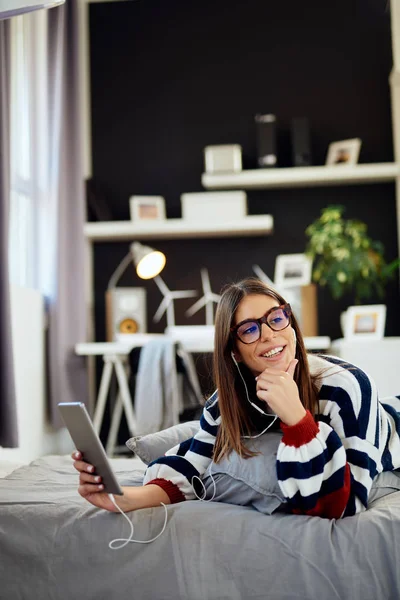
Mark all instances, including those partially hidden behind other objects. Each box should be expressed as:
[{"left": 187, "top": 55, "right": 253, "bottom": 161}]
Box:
[
  {"left": 71, "top": 451, "right": 97, "bottom": 476},
  {"left": 256, "top": 389, "right": 270, "bottom": 402},
  {"left": 79, "top": 471, "right": 102, "bottom": 485},
  {"left": 73, "top": 459, "right": 95, "bottom": 474},
  {"left": 78, "top": 483, "right": 104, "bottom": 497},
  {"left": 256, "top": 372, "right": 286, "bottom": 389}
]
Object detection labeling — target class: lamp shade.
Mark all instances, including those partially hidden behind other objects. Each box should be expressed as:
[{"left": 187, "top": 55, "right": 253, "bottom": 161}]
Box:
[{"left": 130, "top": 242, "right": 166, "bottom": 280}]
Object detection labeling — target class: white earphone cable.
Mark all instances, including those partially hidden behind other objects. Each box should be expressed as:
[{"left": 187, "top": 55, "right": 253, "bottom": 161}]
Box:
[
  {"left": 191, "top": 472, "right": 217, "bottom": 502},
  {"left": 231, "top": 352, "right": 278, "bottom": 437},
  {"left": 107, "top": 494, "right": 168, "bottom": 549}
]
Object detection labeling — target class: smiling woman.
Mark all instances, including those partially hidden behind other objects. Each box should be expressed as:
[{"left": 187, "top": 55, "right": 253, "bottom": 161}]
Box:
[
  {"left": 72, "top": 276, "right": 400, "bottom": 520},
  {"left": 213, "top": 279, "right": 316, "bottom": 458}
]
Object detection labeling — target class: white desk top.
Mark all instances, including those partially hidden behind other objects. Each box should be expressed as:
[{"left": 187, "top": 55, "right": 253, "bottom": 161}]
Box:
[{"left": 75, "top": 328, "right": 331, "bottom": 355}]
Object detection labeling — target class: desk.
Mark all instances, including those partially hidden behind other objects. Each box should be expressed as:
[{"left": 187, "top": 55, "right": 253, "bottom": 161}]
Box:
[
  {"left": 76, "top": 331, "right": 331, "bottom": 455},
  {"left": 76, "top": 335, "right": 163, "bottom": 455}
]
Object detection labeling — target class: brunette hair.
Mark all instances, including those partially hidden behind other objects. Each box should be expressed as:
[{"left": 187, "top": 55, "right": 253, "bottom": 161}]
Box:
[{"left": 212, "top": 278, "right": 319, "bottom": 462}]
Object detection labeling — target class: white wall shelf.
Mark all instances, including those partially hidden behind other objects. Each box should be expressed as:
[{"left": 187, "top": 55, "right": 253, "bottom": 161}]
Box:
[
  {"left": 201, "top": 163, "right": 400, "bottom": 190},
  {"left": 84, "top": 214, "right": 273, "bottom": 242}
]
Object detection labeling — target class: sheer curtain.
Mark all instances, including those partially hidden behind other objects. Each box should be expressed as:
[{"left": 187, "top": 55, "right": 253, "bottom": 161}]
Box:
[
  {"left": 10, "top": 11, "right": 62, "bottom": 296},
  {"left": 9, "top": 1, "right": 87, "bottom": 428},
  {"left": 0, "top": 20, "right": 18, "bottom": 448}
]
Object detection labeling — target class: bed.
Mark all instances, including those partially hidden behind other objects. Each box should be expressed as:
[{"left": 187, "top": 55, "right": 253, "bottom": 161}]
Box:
[{"left": 1, "top": 454, "right": 400, "bottom": 600}]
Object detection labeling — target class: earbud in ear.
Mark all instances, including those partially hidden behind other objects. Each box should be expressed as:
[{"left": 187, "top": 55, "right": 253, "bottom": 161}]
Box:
[
  {"left": 231, "top": 351, "right": 241, "bottom": 368},
  {"left": 293, "top": 329, "right": 297, "bottom": 345}
]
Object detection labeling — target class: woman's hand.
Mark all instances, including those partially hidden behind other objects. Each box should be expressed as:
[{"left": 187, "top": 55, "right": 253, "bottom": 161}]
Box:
[
  {"left": 72, "top": 451, "right": 128, "bottom": 512},
  {"left": 72, "top": 451, "right": 170, "bottom": 513},
  {"left": 255, "top": 359, "right": 306, "bottom": 427}
]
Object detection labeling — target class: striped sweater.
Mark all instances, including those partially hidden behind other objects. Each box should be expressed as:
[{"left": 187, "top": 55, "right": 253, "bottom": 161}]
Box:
[{"left": 143, "top": 354, "right": 400, "bottom": 518}]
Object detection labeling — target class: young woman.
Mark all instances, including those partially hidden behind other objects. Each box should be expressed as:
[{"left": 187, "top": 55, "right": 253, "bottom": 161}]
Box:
[{"left": 72, "top": 278, "right": 400, "bottom": 518}]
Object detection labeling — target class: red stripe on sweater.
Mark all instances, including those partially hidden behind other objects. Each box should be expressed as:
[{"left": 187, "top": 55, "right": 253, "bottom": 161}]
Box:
[
  {"left": 145, "top": 478, "right": 186, "bottom": 504},
  {"left": 280, "top": 410, "right": 319, "bottom": 447},
  {"left": 292, "top": 463, "right": 352, "bottom": 519}
]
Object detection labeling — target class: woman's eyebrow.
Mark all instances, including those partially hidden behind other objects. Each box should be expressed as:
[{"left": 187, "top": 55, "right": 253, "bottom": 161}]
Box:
[
  {"left": 236, "top": 307, "right": 280, "bottom": 326},
  {"left": 233, "top": 304, "right": 283, "bottom": 328}
]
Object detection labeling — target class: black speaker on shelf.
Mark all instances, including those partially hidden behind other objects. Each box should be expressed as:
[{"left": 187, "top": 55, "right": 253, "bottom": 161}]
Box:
[
  {"left": 291, "top": 117, "right": 312, "bottom": 167},
  {"left": 255, "top": 113, "right": 277, "bottom": 168}
]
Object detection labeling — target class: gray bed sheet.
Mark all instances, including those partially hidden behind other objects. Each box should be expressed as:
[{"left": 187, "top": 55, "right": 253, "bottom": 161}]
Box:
[{"left": 0, "top": 455, "right": 399, "bottom": 600}]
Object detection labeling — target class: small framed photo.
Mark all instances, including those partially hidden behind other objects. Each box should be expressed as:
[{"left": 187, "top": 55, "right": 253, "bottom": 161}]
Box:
[
  {"left": 344, "top": 304, "right": 386, "bottom": 340},
  {"left": 129, "top": 196, "right": 166, "bottom": 221},
  {"left": 274, "top": 253, "right": 312, "bottom": 288},
  {"left": 325, "top": 138, "right": 362, "bottom": 166}
]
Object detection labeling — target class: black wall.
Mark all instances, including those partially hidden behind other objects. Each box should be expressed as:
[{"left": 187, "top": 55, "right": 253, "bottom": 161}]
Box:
[{"left": 89, "top": 0, "right": 399, "bottom": 347}]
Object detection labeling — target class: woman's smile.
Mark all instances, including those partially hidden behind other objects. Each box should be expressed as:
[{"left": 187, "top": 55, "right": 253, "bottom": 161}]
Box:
[{"left": 258, "top": 344, "right": 287, "bottom": 361}]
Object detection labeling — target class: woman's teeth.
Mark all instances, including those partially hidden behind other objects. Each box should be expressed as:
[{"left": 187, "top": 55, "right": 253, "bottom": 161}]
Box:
[{"left": 263, "top": 347, "right": 284, "bottom": 358}]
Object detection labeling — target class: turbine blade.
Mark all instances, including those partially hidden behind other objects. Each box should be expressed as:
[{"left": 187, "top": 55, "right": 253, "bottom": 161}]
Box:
[
  {"left": 153, "top": 297, "right": 170, "bottom": 322},
  {"left": 210, "top": 293, "right": 221, "bottom": 303},
  {"left": 200, "top": 268, "right": 211, "bottom": 294},
  {"left": 186, "top": 296, "right": 207, "bottom": 317},
  {"left": 171, "top": 290, "right": 198, "bottom": 298},
  {"left": 252, "top": 264, "right": 274, "bottom": 286}
]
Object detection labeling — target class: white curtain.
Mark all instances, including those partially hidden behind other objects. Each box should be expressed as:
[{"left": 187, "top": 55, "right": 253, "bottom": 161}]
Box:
[
  {"left": 9, "top": 2, "right": 87, "bottom": 427},
  {"left": 0, "top": 19, "right": 18, "bottom": 448},
  {"left": 9, "top": 12, "right": 59, "bottom": 297}
]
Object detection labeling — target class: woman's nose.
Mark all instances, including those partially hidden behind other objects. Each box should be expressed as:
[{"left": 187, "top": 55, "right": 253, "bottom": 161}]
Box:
[{"left": 260, "top": 322, "right": 275, "bottom": 341}]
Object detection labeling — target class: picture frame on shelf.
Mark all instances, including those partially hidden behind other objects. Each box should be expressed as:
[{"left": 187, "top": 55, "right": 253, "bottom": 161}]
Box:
[
  {"left": 274, "top": 253, "right": 312, "bottom": 288},
  {"left": 325, "top": 138, "right": 362, "bottom": 166},
  {"left": 129, "top": 196, "right": 166, "bottom": 221},
  {"left": 343, "top": 304, "right": 386, "bottom": 340}
]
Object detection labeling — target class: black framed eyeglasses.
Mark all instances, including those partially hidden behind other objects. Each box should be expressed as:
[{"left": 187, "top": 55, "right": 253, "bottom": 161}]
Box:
[{"left": 230, "top": 304, "right": 292, "bottom": 344}]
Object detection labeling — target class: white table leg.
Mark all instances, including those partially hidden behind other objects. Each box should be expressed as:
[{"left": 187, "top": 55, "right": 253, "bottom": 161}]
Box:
[
  {"left": 113, "top": 355, "right": 137, "bottom": 436},
  {"left": 92, "top": 357, "right": 114, "bottom": 434},
  {"left": 106, "top": 393, "right": 123, "bottom": 456}
]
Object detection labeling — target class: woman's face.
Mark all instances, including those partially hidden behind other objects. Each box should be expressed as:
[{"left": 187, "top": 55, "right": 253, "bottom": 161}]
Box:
[{"left": 232, "top": 293, "right": 296, "bottom": 377}]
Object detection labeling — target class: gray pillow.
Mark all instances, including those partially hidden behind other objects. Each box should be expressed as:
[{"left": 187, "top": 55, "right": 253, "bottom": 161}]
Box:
[
  {"left": 200, "top": 431, "right": 286, "bottom": 515},
  {"left": 368, "top": 470, "right": 400, "bottom": 506},
  {"left": 201, "top": 443, "right": 400, "bottom": 514},
  {"left": 125, "top": 420, "right": 200, "bottom": 465}
]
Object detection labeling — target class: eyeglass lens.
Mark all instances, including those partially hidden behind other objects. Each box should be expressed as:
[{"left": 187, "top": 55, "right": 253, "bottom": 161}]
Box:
[{"left": 236, "top": 307, "right": 290, "bottom": 343}]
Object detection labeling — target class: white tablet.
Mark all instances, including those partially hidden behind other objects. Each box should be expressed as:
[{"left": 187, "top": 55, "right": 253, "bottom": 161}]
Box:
[{"left": 58, "top": 402, "right": 123, "bottom": 495}]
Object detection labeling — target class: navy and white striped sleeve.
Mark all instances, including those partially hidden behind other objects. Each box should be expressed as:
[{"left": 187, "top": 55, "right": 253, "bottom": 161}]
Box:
[
  {"left": 277, "top": 359, "right": 394, "bottom": 518},
  {"left": 143, "top": 391, "right": 220, "bottom": 500}
]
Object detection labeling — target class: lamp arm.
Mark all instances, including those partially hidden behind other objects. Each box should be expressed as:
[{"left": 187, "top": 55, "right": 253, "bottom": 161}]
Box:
[{"left": 107, "top": 252, "right": 133, "bottom": 289}]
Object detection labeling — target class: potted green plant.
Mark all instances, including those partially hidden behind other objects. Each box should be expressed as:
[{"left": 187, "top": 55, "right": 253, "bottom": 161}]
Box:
[{"left": 305, "top": 205, "right": 399, "bottom": 305}]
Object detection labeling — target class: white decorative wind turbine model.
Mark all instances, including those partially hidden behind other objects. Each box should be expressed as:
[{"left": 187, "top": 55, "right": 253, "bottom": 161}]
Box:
[
  {"left": 152, "top": 276, "right": 197, "bottom": 328},
  {"left": 252, "top": 264, "right": 301, "bottom": 317},
  {"left": 252, "top": 264, "right": 275, "bottom": 287},
  {"left": 185, "top": 268, "right": 221, "bottom": 325}
]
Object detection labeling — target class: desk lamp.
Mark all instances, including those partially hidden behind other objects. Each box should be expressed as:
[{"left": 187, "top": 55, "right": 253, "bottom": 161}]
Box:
[{"left": 106, "top": 242, "right": 166, "bottom": 340}]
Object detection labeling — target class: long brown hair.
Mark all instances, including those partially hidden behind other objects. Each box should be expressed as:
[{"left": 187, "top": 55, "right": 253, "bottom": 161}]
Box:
[{"left": 213, "top": 278, "right": 319, "bottom": 463}]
